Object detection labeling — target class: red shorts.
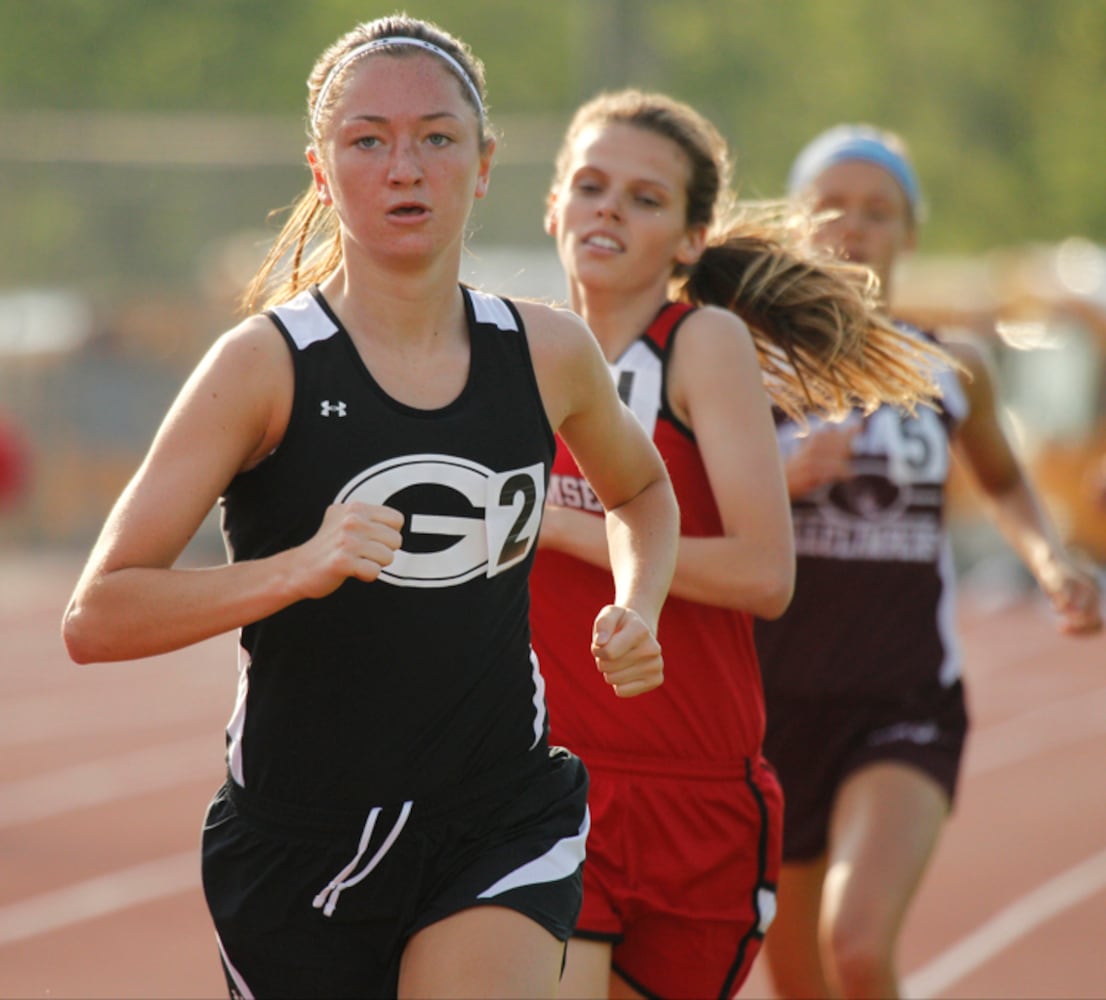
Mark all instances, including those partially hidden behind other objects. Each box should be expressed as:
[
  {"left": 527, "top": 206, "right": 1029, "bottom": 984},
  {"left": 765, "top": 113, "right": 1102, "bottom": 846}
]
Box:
[{"left": 574, "top": 750, "right": 783, "bottom": 999}]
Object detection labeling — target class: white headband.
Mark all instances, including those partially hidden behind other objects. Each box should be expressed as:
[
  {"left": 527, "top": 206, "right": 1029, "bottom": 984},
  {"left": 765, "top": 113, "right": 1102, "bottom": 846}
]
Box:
[{"left": 311, "top": 36, "right": 485, "bottom": 134}]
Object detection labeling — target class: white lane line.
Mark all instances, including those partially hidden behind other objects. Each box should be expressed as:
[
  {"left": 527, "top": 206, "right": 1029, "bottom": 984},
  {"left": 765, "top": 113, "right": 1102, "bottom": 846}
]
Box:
[
  {"left": 903, "top": 846, "right": 1106, "bottom": 999},
  {"left": 0, "top": 850, "right": 199, "bottom": 947},
  {"left": 0, "top": 736, "right": 220, "bottom": 828}
]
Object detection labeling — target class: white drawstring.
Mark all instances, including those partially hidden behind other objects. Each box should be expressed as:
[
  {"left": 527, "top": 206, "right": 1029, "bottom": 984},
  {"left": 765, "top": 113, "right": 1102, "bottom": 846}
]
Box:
[{"left": 312, "top": 800, "right": 413, "bottom": 917}]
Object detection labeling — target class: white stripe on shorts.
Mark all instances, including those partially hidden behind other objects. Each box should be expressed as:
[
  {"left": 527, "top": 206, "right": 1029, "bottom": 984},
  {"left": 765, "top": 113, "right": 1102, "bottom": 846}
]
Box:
[
  {"left": 477, "top": 806, "right": 590, "bottom": 899},
  {"left": 216, "top": 929, "right": 255, "bottom": 999}
]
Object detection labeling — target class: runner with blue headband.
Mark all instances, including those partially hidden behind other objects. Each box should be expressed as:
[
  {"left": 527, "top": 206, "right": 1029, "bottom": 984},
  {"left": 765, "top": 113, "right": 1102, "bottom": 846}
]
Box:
[
  {"left": 788, "top": 123, "right": 926, "bottom": 224},
  {"left": 757, "top": 123, "right": 1101, "bottom": 1000}
]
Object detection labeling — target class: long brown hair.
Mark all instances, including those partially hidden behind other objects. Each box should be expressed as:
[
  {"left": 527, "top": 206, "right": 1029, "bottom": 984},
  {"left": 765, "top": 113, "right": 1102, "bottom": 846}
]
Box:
[
  {"left": 553, "top": 90, "right": 950, "bottom": 421},
  {"left": 240, "top": 14, "right": 493, "bottom": 315}
]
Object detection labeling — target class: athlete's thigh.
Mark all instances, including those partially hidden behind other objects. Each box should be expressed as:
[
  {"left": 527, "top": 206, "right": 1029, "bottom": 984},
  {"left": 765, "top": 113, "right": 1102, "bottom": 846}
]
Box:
[
  {"left": 558, "top": 937, "right": 617, "bottom": 1000},
  {"left": 764, "top": 856, "right": 831, "bottom": 1000},
  {"left": 558, "top": 937, "right": 644, "bottom": 1000},
  {"left": 398, "top": 905, "right": 563, "bottom": 999},
  {"left": 823, "top": 761, "right": 948, "bottom": 937}
]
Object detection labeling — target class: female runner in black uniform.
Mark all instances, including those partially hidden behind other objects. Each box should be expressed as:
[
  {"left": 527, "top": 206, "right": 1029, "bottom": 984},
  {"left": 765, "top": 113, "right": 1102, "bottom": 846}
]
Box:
[{"left": 62, "top": 15, "right": 679, "bottom": 998}]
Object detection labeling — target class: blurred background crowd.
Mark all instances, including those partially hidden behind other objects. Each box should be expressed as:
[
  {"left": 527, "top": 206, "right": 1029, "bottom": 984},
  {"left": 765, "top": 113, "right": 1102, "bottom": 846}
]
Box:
[{"left": 1, "top": 0, "right": 1104, "bottom": 578}]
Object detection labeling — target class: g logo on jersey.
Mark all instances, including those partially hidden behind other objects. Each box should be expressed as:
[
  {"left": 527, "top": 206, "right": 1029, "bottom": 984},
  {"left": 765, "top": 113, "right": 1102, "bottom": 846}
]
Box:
[{"left": 336, "top": 454, "right": 545, "bottom": 588}]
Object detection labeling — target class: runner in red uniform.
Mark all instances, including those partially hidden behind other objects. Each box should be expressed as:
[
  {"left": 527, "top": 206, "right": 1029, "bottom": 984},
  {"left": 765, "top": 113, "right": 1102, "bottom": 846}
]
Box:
[{"left": 530, "top": 92, "right": 948, "bottom": 1000}]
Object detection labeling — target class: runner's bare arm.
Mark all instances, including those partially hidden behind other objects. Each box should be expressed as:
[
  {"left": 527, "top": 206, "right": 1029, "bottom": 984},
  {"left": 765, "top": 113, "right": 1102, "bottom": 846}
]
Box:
[{"left": 62, "top": 317, "right": 403, "bottom": 663}]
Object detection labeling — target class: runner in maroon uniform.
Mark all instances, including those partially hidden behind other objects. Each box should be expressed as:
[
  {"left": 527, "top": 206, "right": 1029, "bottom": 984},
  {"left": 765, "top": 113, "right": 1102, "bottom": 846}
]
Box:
[
  {"left": 61, "top": 18, "right": 681, "bottom": 998},
  {"left": 757, "top": 123, "right": 1103, "bottom": 1000},
  {"left": 530, "top": 92, "right": 949, "bottom": 1000}
]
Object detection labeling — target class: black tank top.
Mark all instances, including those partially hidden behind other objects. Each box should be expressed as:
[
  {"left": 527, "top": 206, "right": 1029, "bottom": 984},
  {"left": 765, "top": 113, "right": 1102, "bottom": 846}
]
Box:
[{"left": 220, "top": 285, "right": 555, "bottom": 822}]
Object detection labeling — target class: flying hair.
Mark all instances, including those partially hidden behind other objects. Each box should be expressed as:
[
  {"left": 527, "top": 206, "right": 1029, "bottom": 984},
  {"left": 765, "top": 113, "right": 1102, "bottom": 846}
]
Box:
[
  {"left": 552, "top": 90, "right": 951, "bottom": 422},
  {"left": 680, "top": 201, "right": 948, "bottom": 422}
]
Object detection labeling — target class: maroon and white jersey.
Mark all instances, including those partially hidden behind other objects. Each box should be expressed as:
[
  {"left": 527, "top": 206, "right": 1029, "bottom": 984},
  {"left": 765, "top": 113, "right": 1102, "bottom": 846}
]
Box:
[{"left": 755, "top": 326, "right": 968, "bottom": 699}]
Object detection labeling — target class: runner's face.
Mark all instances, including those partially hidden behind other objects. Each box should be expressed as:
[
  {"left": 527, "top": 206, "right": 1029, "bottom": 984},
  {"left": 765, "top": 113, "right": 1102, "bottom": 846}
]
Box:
[
  {"left": 804, "top": 159, "right": 916, "bottom": 301},
  {"left": 310, "top": 52, "right": 492, "bottom": 268},
  {"left": 547, "top": 122, "right": 703, "bottom": 299}
]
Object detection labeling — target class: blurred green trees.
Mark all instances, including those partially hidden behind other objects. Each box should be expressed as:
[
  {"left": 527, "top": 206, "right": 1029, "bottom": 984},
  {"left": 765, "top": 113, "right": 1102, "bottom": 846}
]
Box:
[{"left": 2, "top": 0, "right": 1104, "bottom": 295}]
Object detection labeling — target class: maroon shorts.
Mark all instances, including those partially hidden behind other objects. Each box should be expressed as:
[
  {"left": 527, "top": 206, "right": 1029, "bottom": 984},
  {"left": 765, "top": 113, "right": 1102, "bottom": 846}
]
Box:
[
  {"left": 764, "top": 679, "right": 969, "bottom": 862},
  {"left": 573, "top": 750, "right": 783, "bottom": 999}
]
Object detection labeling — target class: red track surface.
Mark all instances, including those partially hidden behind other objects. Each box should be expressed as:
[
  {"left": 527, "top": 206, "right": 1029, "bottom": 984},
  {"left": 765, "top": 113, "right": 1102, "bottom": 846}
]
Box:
[{"left": 2, "top": 552, "right": 1103, "bottom": 999}]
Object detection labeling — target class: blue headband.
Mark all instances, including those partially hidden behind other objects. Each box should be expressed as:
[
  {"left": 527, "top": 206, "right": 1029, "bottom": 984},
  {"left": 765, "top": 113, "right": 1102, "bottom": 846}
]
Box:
[{"left": 787, "top": 125, "right": 924, "bottom": 219}]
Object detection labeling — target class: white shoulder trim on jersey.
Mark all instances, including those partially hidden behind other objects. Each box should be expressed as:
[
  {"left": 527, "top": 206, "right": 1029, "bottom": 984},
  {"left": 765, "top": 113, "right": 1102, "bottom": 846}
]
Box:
[
  {"left": 936, "top": 538, "right": 964, "bottom": 687},
  {"left": 611, "top": 339, "right": 663, "bottom": 438},
  {"left": 468, "top": 288, "right": 519, "bottom": 332},
  {"left": 935, "top": 362, "right": 968, "bottom": 423},
  {"left": 271, "top": 290, "right": 339, "bottom": 350},
  {"left": 896, "top": 322, "right": 970, "bottom": 424}
]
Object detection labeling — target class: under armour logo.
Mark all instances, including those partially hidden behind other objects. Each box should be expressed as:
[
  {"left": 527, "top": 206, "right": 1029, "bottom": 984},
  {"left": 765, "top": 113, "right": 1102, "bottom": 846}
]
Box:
[{"left": 320, "top": 400, "right": 347, "bottom": 417}]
